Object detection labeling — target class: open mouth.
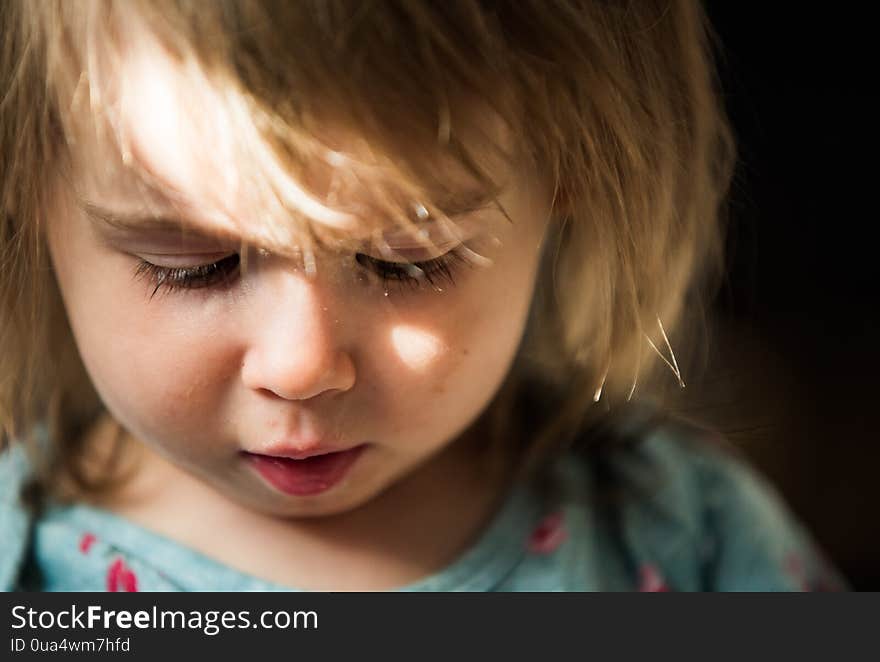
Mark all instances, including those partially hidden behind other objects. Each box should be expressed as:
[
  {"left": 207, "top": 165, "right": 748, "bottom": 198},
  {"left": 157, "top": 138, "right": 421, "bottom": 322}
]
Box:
[{"left": 242, "top": 445, "right": 368, "bottom": 496}]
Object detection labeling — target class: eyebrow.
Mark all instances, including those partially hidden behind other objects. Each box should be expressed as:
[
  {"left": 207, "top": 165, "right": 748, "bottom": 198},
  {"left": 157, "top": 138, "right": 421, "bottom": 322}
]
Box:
[{"left": 80, "top": 200, "right": 245, "bottom": 243}]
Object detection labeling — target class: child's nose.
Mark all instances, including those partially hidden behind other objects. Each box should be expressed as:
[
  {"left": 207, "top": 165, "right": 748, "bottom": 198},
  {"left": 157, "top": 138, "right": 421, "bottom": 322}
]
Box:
[{"left": 240, "top": 269, "right": 357, "bottom": 402}]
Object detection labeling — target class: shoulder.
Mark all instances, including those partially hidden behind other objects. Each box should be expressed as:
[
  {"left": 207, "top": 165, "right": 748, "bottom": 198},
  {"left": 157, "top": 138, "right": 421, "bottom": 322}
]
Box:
[
  {"left": 572, "top": 411, "right": 849, "bottom": 591},
  {"left": 0, "top": 443, "right": 36, "bottom": 591}
]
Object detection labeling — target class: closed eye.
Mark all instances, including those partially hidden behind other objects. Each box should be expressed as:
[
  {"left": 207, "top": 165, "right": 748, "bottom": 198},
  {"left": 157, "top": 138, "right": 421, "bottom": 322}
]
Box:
[
  {"left": 133, "top": 244, "right": 479, "bottom": 299},
  {"left": 355, "top": 248, "right": 470, "bottom": 291}
]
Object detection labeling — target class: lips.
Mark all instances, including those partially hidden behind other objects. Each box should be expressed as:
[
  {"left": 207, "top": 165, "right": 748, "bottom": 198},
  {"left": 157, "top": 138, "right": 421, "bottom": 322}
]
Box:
[{"left": 243, "top": 445, "right": 367, "bottom": 496}]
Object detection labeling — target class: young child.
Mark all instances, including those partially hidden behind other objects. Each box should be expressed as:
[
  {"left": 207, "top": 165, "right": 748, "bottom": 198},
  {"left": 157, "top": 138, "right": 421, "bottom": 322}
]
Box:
[{"left": 0, "top": 0, "right": 848, "bottom": 592}]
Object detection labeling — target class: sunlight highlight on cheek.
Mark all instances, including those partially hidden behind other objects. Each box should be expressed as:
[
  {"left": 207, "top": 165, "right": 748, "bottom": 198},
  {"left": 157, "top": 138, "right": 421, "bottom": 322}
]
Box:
[{"left": 391, "top": 325, "right": 446, "bottom": 371}]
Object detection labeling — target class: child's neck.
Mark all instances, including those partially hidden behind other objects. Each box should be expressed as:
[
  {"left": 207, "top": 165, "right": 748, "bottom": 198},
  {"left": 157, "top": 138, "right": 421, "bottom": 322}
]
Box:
[{"left": 73, "top": 415, "right": 512, "bottom": 591}]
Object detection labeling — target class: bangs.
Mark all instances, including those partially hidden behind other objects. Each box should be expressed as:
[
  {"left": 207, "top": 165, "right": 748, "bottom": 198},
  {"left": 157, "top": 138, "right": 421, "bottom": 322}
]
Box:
[{"left": 42, "top": 0, "right": 524, "bottom": 264}]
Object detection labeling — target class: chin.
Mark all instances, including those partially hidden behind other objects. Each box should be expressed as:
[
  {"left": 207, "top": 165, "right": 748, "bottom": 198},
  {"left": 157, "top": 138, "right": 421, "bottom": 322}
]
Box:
[{"left": 229, "top": 480, "right": 389, "bottom": 520}]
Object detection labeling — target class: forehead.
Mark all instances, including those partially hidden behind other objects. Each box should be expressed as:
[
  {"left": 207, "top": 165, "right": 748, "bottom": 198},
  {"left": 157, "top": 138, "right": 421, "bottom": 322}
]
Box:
[{"left": 63, "top": 21, "right": 516, "bottom": 249}]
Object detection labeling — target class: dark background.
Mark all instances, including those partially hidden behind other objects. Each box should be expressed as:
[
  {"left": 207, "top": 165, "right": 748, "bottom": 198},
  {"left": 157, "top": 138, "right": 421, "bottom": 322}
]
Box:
[{"left": 695, "top": 4, "right": 877, "bottom": 589}]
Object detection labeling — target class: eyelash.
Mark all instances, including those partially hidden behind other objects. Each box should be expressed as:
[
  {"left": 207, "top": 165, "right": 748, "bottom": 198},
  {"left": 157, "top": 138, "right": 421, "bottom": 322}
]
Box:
[
  {"left": 134, "top": 254, "right": 241, "bottom": 299},
  {"left": 133, "top": 248, "right": 471, "bottom": 299}
]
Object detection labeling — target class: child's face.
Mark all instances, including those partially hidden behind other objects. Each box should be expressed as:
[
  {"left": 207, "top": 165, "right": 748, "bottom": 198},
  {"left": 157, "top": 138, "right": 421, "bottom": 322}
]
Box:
[{"left": 45, "top": 35, "right": 552, "bottom": 517}]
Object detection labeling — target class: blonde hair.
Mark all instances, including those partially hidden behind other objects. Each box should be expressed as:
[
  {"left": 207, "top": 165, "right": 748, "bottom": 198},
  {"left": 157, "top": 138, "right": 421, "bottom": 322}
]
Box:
[{"left": 1, "top": 0, "right": 736, "bottom": 501}]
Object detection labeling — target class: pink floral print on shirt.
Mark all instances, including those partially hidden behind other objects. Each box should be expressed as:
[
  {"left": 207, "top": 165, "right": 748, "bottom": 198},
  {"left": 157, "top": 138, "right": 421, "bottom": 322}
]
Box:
[
  {"left": 78, "top": 533, "right": 96, "bottom": 554},
  {"left": 783, "top": 551, "right": 847, "bottom": 592},
  {"left": 106, "top": 557, "right": 139, "bottom": 592},
  {"left": 527, "top": 511, "right": 568, "bottom": 554},
  {"left": 76, "top": 530, "right": 140, "bottom": 591},
  {"left": 638, "top": 563, "right": 671, "bottom": 592}
]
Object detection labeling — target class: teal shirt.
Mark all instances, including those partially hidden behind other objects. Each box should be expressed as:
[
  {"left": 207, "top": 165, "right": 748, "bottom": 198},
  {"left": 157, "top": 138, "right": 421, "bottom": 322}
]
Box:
[{"left": 0, "top": 423, "right": 849, "bottom": 592}]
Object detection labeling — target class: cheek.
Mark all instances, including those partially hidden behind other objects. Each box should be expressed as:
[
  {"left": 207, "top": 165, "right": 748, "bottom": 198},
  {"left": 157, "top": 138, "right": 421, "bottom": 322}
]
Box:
[
  {"left": 372, "top": 252, "right": 536, "bottom": 441},
  {"left": 110, "top": 316, "right": 238, "bottom": 432},
  {"left": 372, "top": 314, "right": 516, "bottom": 449},
  {"left": 57, "top": 254, "right": 241, "bottom": 445}
]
